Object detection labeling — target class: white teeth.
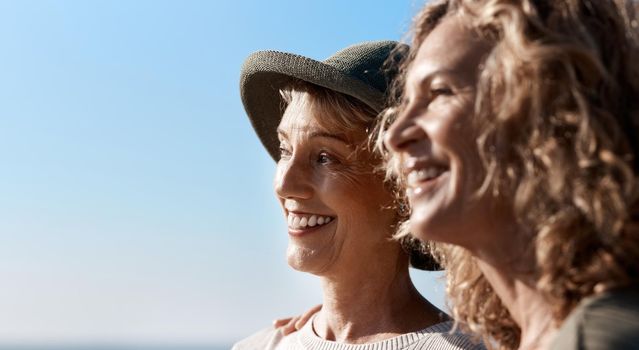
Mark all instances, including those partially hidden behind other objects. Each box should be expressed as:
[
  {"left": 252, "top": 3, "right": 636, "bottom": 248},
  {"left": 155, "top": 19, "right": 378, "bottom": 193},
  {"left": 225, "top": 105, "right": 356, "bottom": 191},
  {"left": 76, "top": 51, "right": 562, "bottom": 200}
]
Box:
[
  {"left": 287, "top": 213, "right": 334, "bottom": 229},
  {"left": 407, "top": 172, "right": 418, "bottom": 186},
  {"left": 407, "top": 168, "right": 445, "bottom": 187}
]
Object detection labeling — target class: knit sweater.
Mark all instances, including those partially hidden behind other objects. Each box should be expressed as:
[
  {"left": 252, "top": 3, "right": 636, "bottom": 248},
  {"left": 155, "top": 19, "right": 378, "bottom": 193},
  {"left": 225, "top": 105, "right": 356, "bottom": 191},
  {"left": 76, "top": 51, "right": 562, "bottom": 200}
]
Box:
[{"left": 232, "top": 317, "right": 484, "bottom": 350}]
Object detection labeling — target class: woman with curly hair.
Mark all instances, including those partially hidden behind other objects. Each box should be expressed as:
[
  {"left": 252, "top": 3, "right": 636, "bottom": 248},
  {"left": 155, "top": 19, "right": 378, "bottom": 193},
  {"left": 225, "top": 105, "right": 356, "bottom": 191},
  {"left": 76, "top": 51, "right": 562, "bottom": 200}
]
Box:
[{"left": 383, "top": 0, "right": 639, "bottom": 349}]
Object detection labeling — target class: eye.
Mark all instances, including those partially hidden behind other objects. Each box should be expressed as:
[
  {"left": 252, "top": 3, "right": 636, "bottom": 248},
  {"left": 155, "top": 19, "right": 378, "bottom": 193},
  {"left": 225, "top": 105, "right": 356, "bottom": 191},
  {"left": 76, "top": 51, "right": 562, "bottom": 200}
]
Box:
[
  {"left": 278, "top": 144, "right": 292, "bottom": 159},
  {"left": 430, "top": 86, "right": 453, "bottom": 97},
  {"left": 317, "top": 151, "right": 335, "bottom": 165}
]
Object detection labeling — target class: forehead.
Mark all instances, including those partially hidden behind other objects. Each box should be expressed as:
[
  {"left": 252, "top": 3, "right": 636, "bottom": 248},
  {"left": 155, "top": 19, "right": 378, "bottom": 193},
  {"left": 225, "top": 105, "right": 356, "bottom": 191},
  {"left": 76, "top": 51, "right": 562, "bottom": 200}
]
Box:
[
  {"left": 277, "top": 92, "right": 365, "bottom": 142},
  {"left": 407, "top": 15, "right": 492, "bottom": 88},
  {"left": 279, "top": 96, "right": 326, "bottom": 134}
]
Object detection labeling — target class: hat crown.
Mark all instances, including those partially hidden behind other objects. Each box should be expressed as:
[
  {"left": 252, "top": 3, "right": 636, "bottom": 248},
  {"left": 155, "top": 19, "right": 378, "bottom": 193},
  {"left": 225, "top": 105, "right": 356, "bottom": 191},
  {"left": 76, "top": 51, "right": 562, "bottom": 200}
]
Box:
[
  {"left": 323, "top": 41, "right": 400, "bottom": 95},
  {"left": 239, "top": 40, "right": 408, "bottom": 162}
]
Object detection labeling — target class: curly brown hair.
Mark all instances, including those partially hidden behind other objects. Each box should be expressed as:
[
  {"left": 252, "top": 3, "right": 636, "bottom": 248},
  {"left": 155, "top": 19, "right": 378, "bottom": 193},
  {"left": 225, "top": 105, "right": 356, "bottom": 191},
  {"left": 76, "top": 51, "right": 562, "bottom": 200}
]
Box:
[{"left": 377, "top": 0, "right": 639, "bottom": 349}]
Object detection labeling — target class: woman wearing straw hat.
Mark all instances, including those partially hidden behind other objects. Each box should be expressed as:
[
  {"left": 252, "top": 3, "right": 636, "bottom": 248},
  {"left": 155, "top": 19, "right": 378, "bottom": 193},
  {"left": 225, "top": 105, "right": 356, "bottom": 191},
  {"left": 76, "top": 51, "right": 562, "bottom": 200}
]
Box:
[
  {"left": 383, "top": 1, "right": 639, "bottom": 349},
  {"left": 233, "top": 41, "right": 483, "bottom": 350}
]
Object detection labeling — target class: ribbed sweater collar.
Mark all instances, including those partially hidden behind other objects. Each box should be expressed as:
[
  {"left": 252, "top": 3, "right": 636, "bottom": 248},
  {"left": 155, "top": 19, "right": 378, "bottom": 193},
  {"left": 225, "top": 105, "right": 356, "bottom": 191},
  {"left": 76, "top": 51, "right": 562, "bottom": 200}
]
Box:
[{"left": 295, "top": 315, "right": 453, "bottom": 350}]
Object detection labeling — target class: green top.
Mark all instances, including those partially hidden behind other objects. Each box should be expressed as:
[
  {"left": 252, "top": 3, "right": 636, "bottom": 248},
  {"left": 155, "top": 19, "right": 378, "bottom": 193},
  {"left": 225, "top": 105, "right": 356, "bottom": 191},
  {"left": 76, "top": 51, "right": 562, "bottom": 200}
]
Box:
[{"left": 551, "top": 286, "right": 639, "bottom": 349}]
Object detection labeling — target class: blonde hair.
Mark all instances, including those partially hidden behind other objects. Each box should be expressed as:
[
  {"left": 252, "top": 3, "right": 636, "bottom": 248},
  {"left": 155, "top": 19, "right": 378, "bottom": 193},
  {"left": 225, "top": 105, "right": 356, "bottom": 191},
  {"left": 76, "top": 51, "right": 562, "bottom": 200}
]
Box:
[
  {"left": 280, "top": 82, "right": 376, "bottom": 144},
  {"left": 378, "top": 0, "right": 639, "bottom": 349}
]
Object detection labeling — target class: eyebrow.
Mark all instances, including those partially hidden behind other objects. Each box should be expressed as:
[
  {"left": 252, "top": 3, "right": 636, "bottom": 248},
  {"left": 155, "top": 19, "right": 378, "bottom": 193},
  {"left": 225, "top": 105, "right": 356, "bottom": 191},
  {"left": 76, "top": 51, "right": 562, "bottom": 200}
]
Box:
[
  {"left": 277, "top": 128, "right": 350, "bottom": 145},
  {"left": 412, "top": 69, "right": 450, "bottom": 90}
]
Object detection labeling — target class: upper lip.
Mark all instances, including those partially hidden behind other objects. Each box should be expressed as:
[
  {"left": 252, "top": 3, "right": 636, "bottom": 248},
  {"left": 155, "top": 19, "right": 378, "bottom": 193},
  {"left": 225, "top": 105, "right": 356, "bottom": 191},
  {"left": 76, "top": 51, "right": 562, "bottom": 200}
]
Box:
[
  {"left": 284, "top": 205, "right": 334, "bottom": 217},
  {"left": 401, "top": 156, "right": 448, "bottom": 177},
  {"left": 287, "top": 210, "right": 332, "bottom": 216}
]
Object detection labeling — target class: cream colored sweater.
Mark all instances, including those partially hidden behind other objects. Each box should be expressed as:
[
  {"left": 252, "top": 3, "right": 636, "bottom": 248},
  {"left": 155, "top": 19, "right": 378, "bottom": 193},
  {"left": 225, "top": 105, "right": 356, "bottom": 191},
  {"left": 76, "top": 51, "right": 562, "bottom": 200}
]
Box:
[{"left": 232, "top": 318, "right": 484, "bottom": 350}]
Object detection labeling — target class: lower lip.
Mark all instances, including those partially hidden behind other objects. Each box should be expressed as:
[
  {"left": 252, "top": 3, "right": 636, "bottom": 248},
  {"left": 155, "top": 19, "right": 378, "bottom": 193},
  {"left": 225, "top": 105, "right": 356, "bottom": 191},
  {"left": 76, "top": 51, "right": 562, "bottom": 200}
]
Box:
[
  {"left": 288, "top": 220, "right": 335, "bottom": 237},
  {"left": 408, "top": 172, "right": 448, "bottom": 198}
]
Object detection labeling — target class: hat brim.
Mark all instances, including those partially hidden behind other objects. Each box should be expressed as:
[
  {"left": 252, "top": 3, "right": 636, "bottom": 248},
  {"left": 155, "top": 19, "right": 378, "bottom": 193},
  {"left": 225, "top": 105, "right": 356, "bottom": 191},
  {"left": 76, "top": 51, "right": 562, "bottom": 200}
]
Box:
[{"left": 240, "top": 50, "right": 385, "bottom": 160}]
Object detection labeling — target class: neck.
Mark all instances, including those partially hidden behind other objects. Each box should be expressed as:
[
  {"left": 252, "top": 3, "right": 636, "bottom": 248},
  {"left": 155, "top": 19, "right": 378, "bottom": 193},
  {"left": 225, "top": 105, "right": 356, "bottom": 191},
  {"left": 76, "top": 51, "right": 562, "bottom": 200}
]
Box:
[
  {"left": 313, "top": 253, "right": 446, "bottom": 344},
  {"left": 474, "top": 236, "right": 557, "bottom": 350}
]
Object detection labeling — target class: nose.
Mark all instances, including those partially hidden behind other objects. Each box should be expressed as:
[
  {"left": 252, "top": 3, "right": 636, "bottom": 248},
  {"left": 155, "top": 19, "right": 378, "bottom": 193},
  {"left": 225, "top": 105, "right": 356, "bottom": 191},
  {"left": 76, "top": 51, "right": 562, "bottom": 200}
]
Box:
[
  {"left": 384, "top": 107, "right": 426, "bottom": 153},
  {"left": 274, "top": 155, "right": 314, "bottom": 201}
]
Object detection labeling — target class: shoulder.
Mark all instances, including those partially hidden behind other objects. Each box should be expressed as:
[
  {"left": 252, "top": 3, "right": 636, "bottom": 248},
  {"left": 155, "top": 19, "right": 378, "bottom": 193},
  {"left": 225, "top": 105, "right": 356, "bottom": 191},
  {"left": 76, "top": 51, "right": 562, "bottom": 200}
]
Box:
[
  {"left": 552, "top": 286, "right": 639, "bottom": 350},
  {"left": 231, "top": 326, "right": 285, "bottom": 350},
  {"left": 410, "top": 321, "right": 485, "bottom": 350}
]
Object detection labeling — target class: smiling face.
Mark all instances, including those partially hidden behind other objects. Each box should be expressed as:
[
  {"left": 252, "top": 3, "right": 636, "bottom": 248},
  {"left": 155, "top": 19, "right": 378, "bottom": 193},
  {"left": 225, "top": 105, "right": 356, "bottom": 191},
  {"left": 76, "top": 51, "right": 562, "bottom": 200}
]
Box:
[
  {"left": 384, "top": 15, "right": 510, "bottom": 249},
  {"left": 275, "top": 90, "right": 398, "bottom": 276}
]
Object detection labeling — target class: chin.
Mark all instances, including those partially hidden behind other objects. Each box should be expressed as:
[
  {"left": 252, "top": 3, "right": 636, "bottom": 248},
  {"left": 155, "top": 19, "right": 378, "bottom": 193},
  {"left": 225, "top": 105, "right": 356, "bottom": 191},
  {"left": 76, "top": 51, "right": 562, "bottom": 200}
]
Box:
[
  {"left": 409, "top": 203, "right": 440, "bottom": 238},
  {"left": 409, "top": 219, "right": 437, "bottom": 243},
  {"left": 286, "top": 245, "right": 330, "bottom": 275},
  {"left": 409, "top": 209, "right": 459, "bottom": 245}
]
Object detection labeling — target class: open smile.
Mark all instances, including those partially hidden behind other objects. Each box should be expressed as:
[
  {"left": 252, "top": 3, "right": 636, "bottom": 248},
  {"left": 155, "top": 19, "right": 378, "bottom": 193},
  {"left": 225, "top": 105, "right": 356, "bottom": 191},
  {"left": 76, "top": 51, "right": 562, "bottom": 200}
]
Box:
[
  {"left": 287, "top": 212, "right": 336, "bottom": 236},
  {"left": 405, "top": 166, "right": 449, "bottom": 197},
  {"left": 407, "top": 167, "right": 447, "bottom": 185}
]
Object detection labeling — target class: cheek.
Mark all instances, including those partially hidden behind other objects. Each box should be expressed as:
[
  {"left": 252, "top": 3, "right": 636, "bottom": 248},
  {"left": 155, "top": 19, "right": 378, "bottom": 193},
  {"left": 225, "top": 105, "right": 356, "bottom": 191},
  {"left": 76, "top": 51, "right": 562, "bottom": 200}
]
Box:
[
  {"left": 319, "top": 173, "right": 391, "bottom": 211},
  {"left": 314, "top": 162, "right": 368, "bottom": 192},
  {"left": 451, "top": 125, "right": 480, "bottom": 164},
  {"left": 427, "top": 106, "right": 479, "bottom": 162},
  {"left": 452, "top": 121, "right": 484, "bottom": 183}
]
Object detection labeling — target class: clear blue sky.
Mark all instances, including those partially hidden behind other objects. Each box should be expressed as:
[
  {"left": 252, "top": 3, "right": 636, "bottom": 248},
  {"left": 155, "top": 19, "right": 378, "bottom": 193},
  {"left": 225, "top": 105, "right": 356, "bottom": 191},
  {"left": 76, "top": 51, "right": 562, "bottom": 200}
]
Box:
[{"left": 0, "top": 0, "right": 445, "bottom": 347}]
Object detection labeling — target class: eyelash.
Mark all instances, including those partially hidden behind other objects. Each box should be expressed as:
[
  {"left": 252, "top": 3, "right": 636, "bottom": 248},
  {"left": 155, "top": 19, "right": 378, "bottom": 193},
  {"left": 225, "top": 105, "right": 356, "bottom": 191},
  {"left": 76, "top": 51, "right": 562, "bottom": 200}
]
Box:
[
  {"left": 278, "top": 145, "right": 338, "bottom": 165},
  {"left": 430, "top": 87, "right": 453, "bottom": 97},
  {"left": 317, "top": 151, "right": 334, "bottom": 165},
  {"left": 279, "top": 145, "right": 292, "bottom": 159}
]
